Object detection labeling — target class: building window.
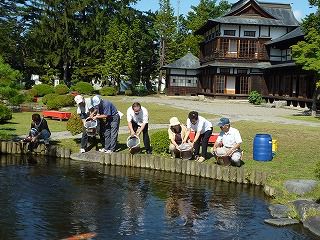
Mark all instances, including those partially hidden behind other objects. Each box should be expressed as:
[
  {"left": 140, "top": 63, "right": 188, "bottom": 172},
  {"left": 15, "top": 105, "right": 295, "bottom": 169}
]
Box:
[
  {"left": 237, "top": 69, "right": 247, "bottom": 74},
  {"left": 240, "top": 76, "right": 250, "bottom": 94},
  {"left": 224, "top": 30, "right": 236, "bottom": 36},
  {"left": 216, "top": 75, "right": 225, "bottom": 93},
  {"left": 244, "top": 31, "right": 256, "bottom": 37},
  {"left": 170, "top": 76, "right": 197, "bottom": 87},
  {"left": 220, "top": 68, "right": 230, "bottom": 74}
]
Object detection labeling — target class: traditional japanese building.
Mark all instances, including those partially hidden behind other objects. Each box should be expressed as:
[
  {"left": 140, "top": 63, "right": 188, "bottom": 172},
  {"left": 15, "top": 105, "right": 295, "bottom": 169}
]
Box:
[
  {"left": 163, "top": 52, "right": 200, "bottom": 96},
  {"left": 165, "top": 0, "right": 316, "bottom": 107}
]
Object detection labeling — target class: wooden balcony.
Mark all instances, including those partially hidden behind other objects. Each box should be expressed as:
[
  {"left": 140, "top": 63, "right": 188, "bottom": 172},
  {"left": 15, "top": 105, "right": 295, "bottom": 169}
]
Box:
[{"left": 200, "top": 37, "right": 269, "bottom": 63}]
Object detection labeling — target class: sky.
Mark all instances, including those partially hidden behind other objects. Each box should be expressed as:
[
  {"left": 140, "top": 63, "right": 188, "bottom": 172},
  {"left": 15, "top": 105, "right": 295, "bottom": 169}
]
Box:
[{"left": 133, "top": 0, "right": 316, "bottom": 21}]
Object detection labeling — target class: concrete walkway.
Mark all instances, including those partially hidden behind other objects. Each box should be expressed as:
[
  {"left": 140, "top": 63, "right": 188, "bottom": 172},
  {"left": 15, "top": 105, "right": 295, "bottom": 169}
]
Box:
[{"left": 49, "top": 95, "right": 320, "bottom": 140}]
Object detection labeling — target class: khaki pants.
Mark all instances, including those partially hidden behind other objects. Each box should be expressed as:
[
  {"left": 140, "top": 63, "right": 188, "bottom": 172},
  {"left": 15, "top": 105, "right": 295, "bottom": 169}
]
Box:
[{"left": 216, "top": 146, "right": 242, "bottom": 166}]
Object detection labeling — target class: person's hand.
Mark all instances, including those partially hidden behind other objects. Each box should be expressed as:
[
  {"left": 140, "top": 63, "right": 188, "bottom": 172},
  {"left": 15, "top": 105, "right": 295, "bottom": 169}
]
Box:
[
  {"left": 226, "top": 149, "right": 234, "bottom": 156},
  {"left": 130, "top": 130, "right": 136, "bottom": 136},
  {"left": 136, "top": 130, "right": 141, "bottom": 136},
  {"left": 31, "top": 136, "right": 37, "bottom": 142},
  {"left": 176, "top": 145, "right": 180, "bottom": 151}
]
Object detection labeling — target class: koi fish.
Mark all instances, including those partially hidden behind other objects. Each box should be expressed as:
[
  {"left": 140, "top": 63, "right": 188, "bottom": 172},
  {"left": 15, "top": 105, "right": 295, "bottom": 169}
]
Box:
[{"left": 61, "top": 232, "right": 97, "bottom": 240}]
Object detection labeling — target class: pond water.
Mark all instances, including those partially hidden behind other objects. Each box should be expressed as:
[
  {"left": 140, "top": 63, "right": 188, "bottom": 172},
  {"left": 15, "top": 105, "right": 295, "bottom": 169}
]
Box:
[{"left": 0, "top": 155, "right": 316, "bottom": 240}]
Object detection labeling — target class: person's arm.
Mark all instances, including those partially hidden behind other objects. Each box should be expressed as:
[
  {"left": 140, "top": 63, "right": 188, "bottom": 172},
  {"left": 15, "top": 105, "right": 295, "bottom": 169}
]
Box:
[
  {"left": 168, "top": 129, "right": 179, "bottom": 148},
  {"left": 127, "top": 121, "right": 135, "bottom": 136},
  {"left": 213, "top": 135, "right": 223, "bottom": 153},
  {"left": 136, "top": 123, "right": 146, "bottom": 136}
]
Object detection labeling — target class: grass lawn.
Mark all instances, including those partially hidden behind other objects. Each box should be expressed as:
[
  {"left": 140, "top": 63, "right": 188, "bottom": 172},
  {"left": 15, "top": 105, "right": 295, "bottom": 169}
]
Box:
[{"left": 282, "top": 115, "right": 320, "bottom": 123}]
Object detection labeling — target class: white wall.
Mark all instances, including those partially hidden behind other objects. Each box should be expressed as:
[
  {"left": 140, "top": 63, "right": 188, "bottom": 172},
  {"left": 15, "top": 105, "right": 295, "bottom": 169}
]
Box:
[
  {"left": 171, "top": 69, "right": 185, "bottom": 75},
  {"left": 240, "top": 25, "right": 259, "bottom": 37},
  {"left": 270, "top": 26, "right": 287, "bottom": 39},
  {"left": 226, "top": 76, "right": 236, "bottom": 94},
  {"left": 221, "top": 24, "right": 239, "bottom": 36},
  {"left": 260, "top": 26, "right": 269, "bottom": 37}
]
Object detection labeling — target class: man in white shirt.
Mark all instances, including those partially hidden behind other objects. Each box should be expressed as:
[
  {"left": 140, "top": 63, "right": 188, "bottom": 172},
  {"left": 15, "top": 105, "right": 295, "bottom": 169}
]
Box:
[
  {"left": 183, "top": 111, "right": 212, "bottom": 162},
  {"left": 213, "top": 117, "right": 242, "bottom": 167},
  {"left": 127, "top": 102, "right": 151, "bottom": 154}
]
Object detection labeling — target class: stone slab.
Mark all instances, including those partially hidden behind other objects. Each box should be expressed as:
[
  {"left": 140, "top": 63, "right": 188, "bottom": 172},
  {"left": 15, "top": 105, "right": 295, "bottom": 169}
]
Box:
[
  {"left": 285, "top": 179, "right": 318, "bottom": 195},
  {"left": 269, "top": 204, "right": 290, "bottom": 218},
  {"left": 264, "top": 218, "right": 299, "bottom": 226}
]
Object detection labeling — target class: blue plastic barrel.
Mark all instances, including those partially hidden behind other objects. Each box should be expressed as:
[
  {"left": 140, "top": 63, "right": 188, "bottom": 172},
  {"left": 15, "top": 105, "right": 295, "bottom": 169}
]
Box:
[{"left": 253, "top": 134, "right": 273, "bottom": 161}]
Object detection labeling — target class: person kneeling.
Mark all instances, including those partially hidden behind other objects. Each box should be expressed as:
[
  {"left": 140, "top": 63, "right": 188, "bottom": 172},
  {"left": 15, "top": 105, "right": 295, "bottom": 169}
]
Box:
[
  {"left": 168, "top": 117, "right": 188, "bottom": 158},
  {"left": 24, "top": 113, "right": 51, "bottom": 152},
  {"left": 213, "top": 118, "right": 242, "bottom": 167}
]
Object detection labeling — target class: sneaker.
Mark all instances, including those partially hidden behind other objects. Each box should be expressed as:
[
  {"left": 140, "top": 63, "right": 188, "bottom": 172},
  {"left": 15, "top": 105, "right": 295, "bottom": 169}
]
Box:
[
  {"left": 105, "top": 150, "right": 112, "bottom": 154},
  {"left": 44, "top": 139, "right": 49, "bottom": 145},
  {"left": 198, "top": 156, "right": 205, "bottom": 163},
  {"left": 99, "top": 148, "right": 106, "bottom": 152},
  {"left": 80, "top": 148, "right": 86, "bottom": 153}
]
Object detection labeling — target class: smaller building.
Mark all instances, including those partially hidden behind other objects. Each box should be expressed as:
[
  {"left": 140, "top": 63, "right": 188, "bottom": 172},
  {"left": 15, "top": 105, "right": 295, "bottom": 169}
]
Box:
[{"left": 163, "top": 52, "right": 200, "bottom": 96}]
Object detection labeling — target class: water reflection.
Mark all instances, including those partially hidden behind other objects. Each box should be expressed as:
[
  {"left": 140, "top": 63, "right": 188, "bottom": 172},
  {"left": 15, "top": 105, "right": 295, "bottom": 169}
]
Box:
[{"left": 0, "top": 154, "right": 317, "bottom": 240}]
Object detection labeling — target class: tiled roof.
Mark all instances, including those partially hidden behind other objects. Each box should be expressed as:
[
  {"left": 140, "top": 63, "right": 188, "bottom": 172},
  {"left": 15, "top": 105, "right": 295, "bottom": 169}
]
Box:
[
  {"left": 163, "top": 52, "right": 200, "bottom": 69},
  {"left": 200, "top": 61, "right": 271, "bottom": 69},
  {"left": 266, "top": 27, "right": 304, "bottom": 45}
]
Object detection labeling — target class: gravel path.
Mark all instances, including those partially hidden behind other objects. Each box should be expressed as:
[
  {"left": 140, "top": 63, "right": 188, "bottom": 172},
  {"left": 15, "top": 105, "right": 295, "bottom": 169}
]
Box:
[{"left": 50, "top": 95, "right": 320, "bottom": 140}]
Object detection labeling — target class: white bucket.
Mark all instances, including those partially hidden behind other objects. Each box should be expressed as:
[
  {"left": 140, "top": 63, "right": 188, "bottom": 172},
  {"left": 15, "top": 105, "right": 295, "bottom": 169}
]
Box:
[
  {"left": 127, "top": 135, "right": 140, "bottom": 148},
  {"left": 179, "top": 143, "right": 193, "bottom": 160}
]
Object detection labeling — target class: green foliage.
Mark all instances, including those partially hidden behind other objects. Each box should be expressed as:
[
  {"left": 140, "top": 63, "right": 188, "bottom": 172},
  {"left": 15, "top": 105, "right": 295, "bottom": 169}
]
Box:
[
  {"left": 46, "top": 94, "right": 74, "bottom": 110},
  {"left": 0, "top": 104, "right": 12, "bottom": 122},
  {"left": 248, "top": 91, "right": 263, "bottom": 105},
  {"left": 42, "top": 93, "right": 59, "bottom": 105},
  {"left": 0, "top": 86, "right": 18, "bottom": 100},
  {"left": 24, "top": 90, "right": 37, "bottom": 102},
  {"left": 8, "top": 94, "right": 25, "bottom": 106},
  {"left": 150, "top": 130, "right": 170, "bottom": 155},
  {"left": 54, "top": 84, "right": 69, "bottom": 95},
  {"left": 0, "top": 55, "right": 22, "bottom": 86},
  {"left": 72, "top": 81, "right": 94, "bottom": 95},
  {"left": 32, "top": 84, "right": 54, "bottom": 97},
  {"left": 99, "top": 86, "right": 117, "bottom": 96},
  {"left": 66, "top": 113, "right": 83, "bottom": 135},
  {"left": 124, "top": 89, "right": 133, "bottom": 96},
  {"left": 315, "top": 161, "right": 320, "bottom": 180}
]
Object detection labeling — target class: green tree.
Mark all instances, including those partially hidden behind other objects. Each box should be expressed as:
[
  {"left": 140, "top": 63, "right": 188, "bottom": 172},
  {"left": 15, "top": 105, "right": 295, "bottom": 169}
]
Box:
[
  {"left": 154, "top": 0, "right": 177, "bottom": 92},
  {"left": 184, "top": 0, "right": 231, "bottom": 56},
  {"left": 0, "top": 56, "right": 22, "bottom": 87},
  {"left": 291, "top": 0, "right": 320, "bottom": 116}
]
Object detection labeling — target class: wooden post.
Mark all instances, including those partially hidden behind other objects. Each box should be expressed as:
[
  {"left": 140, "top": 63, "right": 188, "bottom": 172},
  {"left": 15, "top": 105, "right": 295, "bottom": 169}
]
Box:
[
  {"left": 149, "top": 155, "right": 155, "bottom": 169},
  {"left": 237, "top": 167, "right": 243, "bottom": 183},
  {"left": 121, "top": 153, "right": 126, "bottom": 166},
  {"left": 230, "top": 167, "right": 237, "bottom": 182},
  {"left": 6, "top": 141, "right": 12, "bottom": 154},
  {"left": 105, "top": 154, "right": 111, "bottom": 165},
  {"left": 140, "top": 155, "right": 146, "bottom": 168},
  {"left": 205, "top": 164, "right": 212, "bottom": 178},
  {"left": 216, "top": 165, "right": 222, "bottom": 180},
  {"left": 164, "top": 158, "right": 171, "bottom": 172},
  {"left": 200, "top": 163, "right": 207, "bottom": 178},
  {"left": 181, "top": 159, "right": 187, "bottom": 174},
  {"left": 175, "top": 158, "right": 182, "bottom": 174}
]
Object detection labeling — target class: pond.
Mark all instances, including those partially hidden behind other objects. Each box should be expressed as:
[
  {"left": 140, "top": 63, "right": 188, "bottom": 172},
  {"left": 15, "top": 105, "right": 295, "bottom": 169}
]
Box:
[{"left": 0, "top": 154, "right": 316, "bottom": 240}]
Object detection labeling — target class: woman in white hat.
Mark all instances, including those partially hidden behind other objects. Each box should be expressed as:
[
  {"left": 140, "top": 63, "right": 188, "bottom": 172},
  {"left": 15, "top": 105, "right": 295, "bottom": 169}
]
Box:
[
  {"left": 168, "top": 117, "right": 188, "bottom": 158},
  {"left": 74, "top": 94, "right": 94, "bottom": 153}
]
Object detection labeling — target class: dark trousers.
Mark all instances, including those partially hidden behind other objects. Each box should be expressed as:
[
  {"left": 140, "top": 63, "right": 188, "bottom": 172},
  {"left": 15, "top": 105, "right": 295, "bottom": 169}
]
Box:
[
  {"left": 103, "top": 114, "right": 120, "bottom": 151},
  {"left": 131, "top": 121, "right": 151, "bottom": 152},
  {"left": 193, "top": 128, "right": 213, "bottom": 159}
]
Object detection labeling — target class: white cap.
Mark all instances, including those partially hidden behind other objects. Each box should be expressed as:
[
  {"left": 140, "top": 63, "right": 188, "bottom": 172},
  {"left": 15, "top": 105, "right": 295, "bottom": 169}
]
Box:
[
  {"left": 74, "top": 95, "right": 84, "bottom": 104},
  {"left": 92, "top": 95, "right": 101, "bottom": 107}
]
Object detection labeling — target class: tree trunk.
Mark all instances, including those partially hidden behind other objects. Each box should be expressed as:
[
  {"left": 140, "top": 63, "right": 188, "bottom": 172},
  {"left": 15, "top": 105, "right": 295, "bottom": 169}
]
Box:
[
  {"left": 158, "top": 38, "right": 165, "bottom": 93},
  {"left": 311, "top": 87, "right": 320, "bottom": 117}
]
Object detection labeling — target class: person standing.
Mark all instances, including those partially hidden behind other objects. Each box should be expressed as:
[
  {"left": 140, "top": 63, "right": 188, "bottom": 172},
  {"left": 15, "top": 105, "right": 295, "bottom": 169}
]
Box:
[
  {"left": 213, "top": 117, "right": 242, "bottom": 167},
  {"left": 92, "top": 95, "right": 120, "bottom": 153},
  {"left": 183, "top": 111, "right": 212, "bottom": 162},
  {"left": 127, "top": 102, "right": 151, "bottom": 154},
  {"left": 74, "top": 95, "right": 95, "bottom": 153}
]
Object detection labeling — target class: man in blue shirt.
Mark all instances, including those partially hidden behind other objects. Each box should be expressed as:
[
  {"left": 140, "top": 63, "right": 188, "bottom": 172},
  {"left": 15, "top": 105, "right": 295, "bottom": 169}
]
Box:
[{"left": 92, "top": 95, "right": 120, "bottom": 153}]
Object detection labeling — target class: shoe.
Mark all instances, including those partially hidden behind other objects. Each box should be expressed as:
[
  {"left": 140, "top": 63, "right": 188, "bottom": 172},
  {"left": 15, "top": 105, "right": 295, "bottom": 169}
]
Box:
[
  {"left": 198, "top": 156, "right": 205, "bottom": 163},
  {"left": 99, "top": 148, "right": 106, "bottom": 152},
  {"left": 80, "top": 148, "right": 86, "bottom": 153},
  {"left": 105, "top": 150, "right": 113, "bottom": 154},
  {"left": 146, "top": 150, "right": 152, "bottom": 154},
  {"left": 44, "top": 139, "right": 49, "bottom": 145}
]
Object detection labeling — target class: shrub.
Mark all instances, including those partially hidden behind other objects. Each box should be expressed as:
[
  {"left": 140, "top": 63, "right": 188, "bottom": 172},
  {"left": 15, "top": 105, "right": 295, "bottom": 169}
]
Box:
[
  {"left": 8, "top": 94, "right": 25, "bottom": 105},
  {"left": 150, "top": 130, "right": 170, "bottom": 155},
  {"left": 42, "top": 93, "right": 59, "bottom": 105},
  {"left": 32, "top": 84, "right": 54, "bottom": 97},
  {"left": 248, "top": 91, "right": 263, "bottom": 105},
  {"left": 0, "top": 104, "right": 12, "bottom": 122},
  {"left": 0, "top": 86, "right": 17, "bottom": 100},
  {"left": 54, "top": 84, "right": 69, "bottom": 95},
  {"left": 66, "top": 113, "right": 83, "bottom": 135},
  {"left": 24, "top": 90, "right": 36, "bottom": 102},
  {"left": 46, "top": 94, "right": 74, "bottom": 110},
  {"left": 72, "top": 81, "right": 94, "bottom": 95},
  {"left": 124, "top": 89, "right": 133, "bottom": 96},
  {"left": 315, "top": 161, "right": 320, "bottom": 180},
  {"left": 99, "top": 86, "right": 117, "bottom": 96}
]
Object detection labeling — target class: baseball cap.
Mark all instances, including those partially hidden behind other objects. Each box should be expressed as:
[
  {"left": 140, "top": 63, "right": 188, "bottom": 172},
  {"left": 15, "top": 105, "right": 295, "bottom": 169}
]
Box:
[
  {"left": 217, "top": 117, "right": 230, "bottom": 127},
  {"left": 74, "top": 95, "right": 84, "bottom": 104},
  {"left": 92, "top": 95, "right": 101, "bottom": 107}
]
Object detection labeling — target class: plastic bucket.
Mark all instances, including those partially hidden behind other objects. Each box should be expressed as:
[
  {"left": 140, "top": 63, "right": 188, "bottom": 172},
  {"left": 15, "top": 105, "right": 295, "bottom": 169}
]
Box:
[
  {"left": 127, "top": 136, "right": 140, "bottom": 148},
  {"left": 179, "top": 143, "right": 193, "bottom": 160},
  {"left": 253, "top": 134, "right": 273, "bottom": 161}
]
